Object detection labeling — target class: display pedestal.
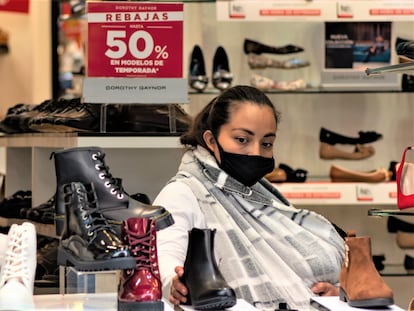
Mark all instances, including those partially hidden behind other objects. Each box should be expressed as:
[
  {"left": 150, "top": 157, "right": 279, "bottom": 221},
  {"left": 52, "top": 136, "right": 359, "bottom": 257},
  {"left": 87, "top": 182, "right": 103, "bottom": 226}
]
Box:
[
  {"left": 311, "top": 296, "right": 404, "bottom": 311},
  {"left": 33, "top": 293, "right": 174, "bottom": 310},
  {"left": 59, "top": 266, "right": 119, "bottom": 294}
]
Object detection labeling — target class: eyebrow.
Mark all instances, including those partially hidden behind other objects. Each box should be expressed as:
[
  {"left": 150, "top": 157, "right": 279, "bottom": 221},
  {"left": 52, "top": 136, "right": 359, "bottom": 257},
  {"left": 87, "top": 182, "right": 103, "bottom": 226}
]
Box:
[{"left": 232, "top": 128, "right": 276, "bottom": 138}]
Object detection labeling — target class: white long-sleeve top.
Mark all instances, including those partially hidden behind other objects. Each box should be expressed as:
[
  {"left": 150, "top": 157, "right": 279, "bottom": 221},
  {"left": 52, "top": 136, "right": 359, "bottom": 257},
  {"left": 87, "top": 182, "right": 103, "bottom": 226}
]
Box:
[{"left": 153, "top": 180, "right": 206, "bottom": 301}]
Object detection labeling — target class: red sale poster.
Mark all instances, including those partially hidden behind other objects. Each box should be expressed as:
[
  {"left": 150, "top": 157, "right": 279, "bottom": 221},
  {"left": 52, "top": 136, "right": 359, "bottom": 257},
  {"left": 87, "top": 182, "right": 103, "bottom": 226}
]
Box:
[
  {"left": 0, "top": 0, "right": 29, "bottom": 13},
  {"left": 87, "top": 1, "right": 183, "bottom": 78}
]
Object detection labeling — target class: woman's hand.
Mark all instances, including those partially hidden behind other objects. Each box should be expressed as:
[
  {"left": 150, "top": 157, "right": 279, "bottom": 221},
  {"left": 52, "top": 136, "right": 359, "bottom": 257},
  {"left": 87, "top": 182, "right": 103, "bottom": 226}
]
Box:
[
  {"left": 311, "top": 282, "right": 339, "bottom": 296},
  {"left": 169, "top": 266, "right": 189, "bottom": 305}
]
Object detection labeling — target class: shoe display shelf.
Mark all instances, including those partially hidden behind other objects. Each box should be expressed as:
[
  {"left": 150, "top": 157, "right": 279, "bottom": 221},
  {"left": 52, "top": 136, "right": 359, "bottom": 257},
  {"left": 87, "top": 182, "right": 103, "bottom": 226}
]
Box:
[
  {"left": 0, "top": 133, "right": 183, "bottom": 238},
  {"left": 366, "top": 208, "right": 414, "bottom": 309},
  {"left": 33, "top": 293, "right": 261, "bottom": 311},
  {"left": 0, "top": 133, "right": 184, "bottom": 298},
  {"left": 276, "top": 181, "right": 414, "bottom": 307},
  {"left": 274, "top": 181, "right": 397, "bottom": 206},
  {"left": 0, "top": 217, "right": 56, "bottom": 238},
  {"left": 216, "top": 0, "right": 414, "bottom": 22},
  {"left": 33, "top": 293, "right": 175, "bottom": 310}
]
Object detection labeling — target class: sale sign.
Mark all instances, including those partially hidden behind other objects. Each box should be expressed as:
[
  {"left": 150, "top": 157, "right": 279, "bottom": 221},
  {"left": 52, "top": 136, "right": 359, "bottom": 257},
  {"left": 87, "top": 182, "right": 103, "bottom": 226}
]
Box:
[
  {"left": 87, "top": 2, "right": 183, "bottom": 78},
  {"left": 0, "top": 0, "right": 29, "bottom": 13}
]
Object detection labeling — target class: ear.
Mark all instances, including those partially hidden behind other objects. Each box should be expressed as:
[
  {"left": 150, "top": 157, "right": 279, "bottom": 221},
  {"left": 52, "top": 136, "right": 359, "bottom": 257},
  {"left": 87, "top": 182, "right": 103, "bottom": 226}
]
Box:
[{"left": 203, "top": 130, "right": 216, "bottom": 153}]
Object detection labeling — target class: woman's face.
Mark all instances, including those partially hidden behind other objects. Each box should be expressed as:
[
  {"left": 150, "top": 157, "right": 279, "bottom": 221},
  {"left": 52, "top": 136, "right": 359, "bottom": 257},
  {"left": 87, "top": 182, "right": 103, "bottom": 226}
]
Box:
[{"left": 205, "top": 101, "right": 277, "bottom": 163}]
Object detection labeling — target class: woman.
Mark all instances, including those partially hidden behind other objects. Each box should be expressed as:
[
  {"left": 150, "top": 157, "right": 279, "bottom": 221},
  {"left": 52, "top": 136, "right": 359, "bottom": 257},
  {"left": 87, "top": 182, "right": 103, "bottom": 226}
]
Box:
[{"left": 154, "top": 85, "right": 344, "bottom": 310}]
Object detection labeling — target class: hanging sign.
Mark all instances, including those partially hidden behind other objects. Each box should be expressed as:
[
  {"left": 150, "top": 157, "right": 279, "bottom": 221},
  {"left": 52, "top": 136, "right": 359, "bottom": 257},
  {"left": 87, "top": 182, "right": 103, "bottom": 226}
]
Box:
[
  {"left": 86, "top": 1, "right": 183, "bottom": 78},
  {"left": 84, "top": 1, "right": 187, "bottom": 104}
]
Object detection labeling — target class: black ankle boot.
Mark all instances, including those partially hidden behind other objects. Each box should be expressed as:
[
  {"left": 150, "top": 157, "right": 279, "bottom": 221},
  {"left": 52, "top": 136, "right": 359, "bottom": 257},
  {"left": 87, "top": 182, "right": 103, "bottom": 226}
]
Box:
[
  {"left": 57, "top": 182, "right": 136, "bottom": 271},
  {"left": 51, "top": 146, "right": 174, "bottom": 236},
  {"left": 181, "top": 228, "right": 236, "bottom": 310}
]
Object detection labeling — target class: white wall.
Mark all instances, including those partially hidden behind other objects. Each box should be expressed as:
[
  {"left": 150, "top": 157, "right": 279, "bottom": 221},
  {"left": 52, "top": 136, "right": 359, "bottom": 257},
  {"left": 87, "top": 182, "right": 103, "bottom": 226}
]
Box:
[
  {"left": 0, "top": 1, "right": 52, "bottom": 175},
  {"left": 0, "top": 0, "right": 52, "bottom": 117}
]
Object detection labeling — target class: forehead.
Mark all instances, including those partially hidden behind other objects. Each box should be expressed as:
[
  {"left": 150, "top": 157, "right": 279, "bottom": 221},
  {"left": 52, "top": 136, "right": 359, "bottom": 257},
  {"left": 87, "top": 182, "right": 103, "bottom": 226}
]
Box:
[
  {"left": 224, "top": 101, "right": 277, "bottom": 132},
  {"left": 228, "top": 101, "right": 275, "bottom": 121}
]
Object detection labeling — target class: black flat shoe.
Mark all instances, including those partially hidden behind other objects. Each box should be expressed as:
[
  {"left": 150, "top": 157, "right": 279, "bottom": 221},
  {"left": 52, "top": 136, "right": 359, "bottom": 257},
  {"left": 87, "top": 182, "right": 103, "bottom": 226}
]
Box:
[
  {"left": 402, "top": 73, "right": 414, "bottom": 91},
  {"left": 388, "top": 161, "right": 398, "bottom": 181},
  {"left": 279, "top": 163, "right": 307, "bottom": 182},
  {"left": 319, "top": 127, "right": 383, "bottom": 145},
  {"left": 243, "top": 39, "right": 304, "bottom": 55},
  {"left": 396, "top": 40, "right": 414, "bottom": 61},
  {"left": 212, "top": 46, "right": 233, "bottom": 91},
  {"left": 372, "top": 254, "right": 385, "bottom": 272},
  {"left": 404, "top": 254, "right": 414, "bottom": 272},
  {"left": 387, "top": 216, "right": 414, "bottom": 233},
  {"left": 189, "top": 45, "right": 208, "bottom": 92}
]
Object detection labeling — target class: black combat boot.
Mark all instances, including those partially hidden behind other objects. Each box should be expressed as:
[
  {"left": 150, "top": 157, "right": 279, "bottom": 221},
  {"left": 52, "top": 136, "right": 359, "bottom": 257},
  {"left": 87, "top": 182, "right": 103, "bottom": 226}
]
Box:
[
  {"left": 57, "top": 182, "right": 136, "bottom": 271},
  {"left": 51, "top": 146, "right": 174, "bottom": 236}
]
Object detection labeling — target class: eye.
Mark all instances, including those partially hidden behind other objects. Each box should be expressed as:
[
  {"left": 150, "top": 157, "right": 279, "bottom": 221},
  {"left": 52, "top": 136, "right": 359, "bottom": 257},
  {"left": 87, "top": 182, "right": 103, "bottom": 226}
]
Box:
[
  {"left": 262, "top": 142, "right": 273, "bottom": 149},
  {"left": 262, "top": 136, "right": 276, "bottom": 149},
  {"left": 235, "top": 137, "right": 248, "bottom": 144}
]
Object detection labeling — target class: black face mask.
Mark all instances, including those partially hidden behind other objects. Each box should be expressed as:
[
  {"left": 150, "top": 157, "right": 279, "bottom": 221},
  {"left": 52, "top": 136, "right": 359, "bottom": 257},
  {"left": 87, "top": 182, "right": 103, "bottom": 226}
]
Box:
[{"left": 215, "top": 142, "right": 275, "bottom": 187}]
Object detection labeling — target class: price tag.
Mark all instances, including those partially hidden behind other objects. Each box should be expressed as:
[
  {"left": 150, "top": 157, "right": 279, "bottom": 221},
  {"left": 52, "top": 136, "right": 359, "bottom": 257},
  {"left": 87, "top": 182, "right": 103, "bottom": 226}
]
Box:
[
  {"left": 356, "top": 185, "right": 374, "bottom": 201},
  {"left": 86, "top": 1, "right": 183, "bottom": 78}
]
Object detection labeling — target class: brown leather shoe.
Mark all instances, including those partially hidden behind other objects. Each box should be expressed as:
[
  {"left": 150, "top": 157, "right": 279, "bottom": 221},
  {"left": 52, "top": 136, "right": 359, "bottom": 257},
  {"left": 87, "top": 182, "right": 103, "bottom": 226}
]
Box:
[
  {"left": 408, "top": 297, "right": 414, "bottom": 311},
  {"left": 329, "top": 164, "right": 392, "bottom": 182},
  {"left": 320, "top": 143, "right": 375, "bottom": 160},
  {"left": 396, "top": 231, "right": 414, "bottom": 249}
]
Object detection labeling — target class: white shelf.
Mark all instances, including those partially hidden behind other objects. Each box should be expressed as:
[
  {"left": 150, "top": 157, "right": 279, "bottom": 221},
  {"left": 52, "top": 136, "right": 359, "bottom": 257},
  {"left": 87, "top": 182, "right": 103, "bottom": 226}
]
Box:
[
  {"left": 274, "top": 181, "right": 397, "bottom": 206},
  {"left": 33, "top": 293, "right": 174, "bottom": 310},
  {"left": 0, "top": 133, "right": 181, "bottom": 149},
  {"left": 0, "top": 134, "right": 184, "bottom": 206},
  {"left": 33, "top": 294, "right": 257, "bottom": 311},
  {"left": 0, "top": 217, "right": 56, "bottom": 238},
  {"left": 217, "top": 0, "right": 414, "bottom": 22}
]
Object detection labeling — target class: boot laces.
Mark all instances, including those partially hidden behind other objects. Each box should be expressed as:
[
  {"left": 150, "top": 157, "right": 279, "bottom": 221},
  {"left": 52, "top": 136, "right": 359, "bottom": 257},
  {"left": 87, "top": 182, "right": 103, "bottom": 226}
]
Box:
[
  {"left": 1, "top": 226, "right": 31, "bottom": 288},
  {"left": 75, "top": 185, "right": 115, "bottom": 239},
  {"left": 126, "top": 230, "right": 158, "bottom": 272},
  {"left": 91, "top": 152, "right": 125, "bottom": 200}
]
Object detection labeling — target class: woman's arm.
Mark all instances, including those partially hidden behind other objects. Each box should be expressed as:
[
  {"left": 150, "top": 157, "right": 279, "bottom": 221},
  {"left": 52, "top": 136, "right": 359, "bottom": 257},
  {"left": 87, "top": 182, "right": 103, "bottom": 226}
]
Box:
[{"left": 154, "top": 181, "right": 206, "bottom": 301}]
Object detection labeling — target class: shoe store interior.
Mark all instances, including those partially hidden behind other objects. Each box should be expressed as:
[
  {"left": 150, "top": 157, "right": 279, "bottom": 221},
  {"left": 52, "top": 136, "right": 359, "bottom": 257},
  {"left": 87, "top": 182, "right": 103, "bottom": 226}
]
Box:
[{"left": 0, "top": 0, "right": 413, "bottom": 310}]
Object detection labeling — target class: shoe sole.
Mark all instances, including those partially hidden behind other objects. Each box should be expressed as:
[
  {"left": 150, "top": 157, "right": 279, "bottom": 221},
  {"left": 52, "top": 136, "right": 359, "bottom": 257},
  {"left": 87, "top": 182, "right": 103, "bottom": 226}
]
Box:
[
  {"left": 57, "top": 246, "right": 136, "bottom": 271},
  {"left": 117, "top": 299, "right": 163, "bottom": 311},
  {"left": 339, "top": 287, "right": 393, "bottom": 307},
  {"left": 192, "top": 296, "right": 237, "bottom": 310},
  {"left": 55, "top": 203, "right": 174, "bottom": 237}
]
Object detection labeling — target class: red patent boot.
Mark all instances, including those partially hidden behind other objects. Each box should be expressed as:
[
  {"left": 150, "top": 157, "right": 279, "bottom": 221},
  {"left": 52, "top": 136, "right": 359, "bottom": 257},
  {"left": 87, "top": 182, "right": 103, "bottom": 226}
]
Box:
[{"left": 118, "top": 218, "right": 163, "bottom": 311}]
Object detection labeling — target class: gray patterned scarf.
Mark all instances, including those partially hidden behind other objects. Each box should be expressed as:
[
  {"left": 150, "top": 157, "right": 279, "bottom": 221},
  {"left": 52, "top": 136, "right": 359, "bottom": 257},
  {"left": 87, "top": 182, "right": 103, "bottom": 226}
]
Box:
[{"left": 172, "top": 146, "right": 344, "bottom": 310}]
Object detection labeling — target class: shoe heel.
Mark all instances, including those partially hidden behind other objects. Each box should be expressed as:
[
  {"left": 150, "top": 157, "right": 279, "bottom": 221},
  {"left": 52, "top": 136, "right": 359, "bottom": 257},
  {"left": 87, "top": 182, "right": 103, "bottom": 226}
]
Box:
[
  {"left": 56, "top": 246, "right": 72, "bottom": 267},
  {"left": 339, "top": 287, "right": 348, "bottom": 302}
]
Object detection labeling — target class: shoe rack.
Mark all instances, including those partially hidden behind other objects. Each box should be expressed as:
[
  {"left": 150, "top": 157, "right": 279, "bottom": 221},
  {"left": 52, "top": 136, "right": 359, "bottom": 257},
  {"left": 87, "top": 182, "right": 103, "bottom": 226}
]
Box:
[
  {"left": 185, "top": 3, "right": 413, "bottom": 308},
  {"left": 0, "top": 134, "right": 182, "bottom": 207}
]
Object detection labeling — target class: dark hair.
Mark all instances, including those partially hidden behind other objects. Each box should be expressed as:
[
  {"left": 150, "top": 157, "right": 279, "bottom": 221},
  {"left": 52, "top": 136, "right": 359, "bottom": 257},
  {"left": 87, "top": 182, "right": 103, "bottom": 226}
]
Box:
[{"left": 180, "top": 85, "right": 281, "bottom": 148}]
